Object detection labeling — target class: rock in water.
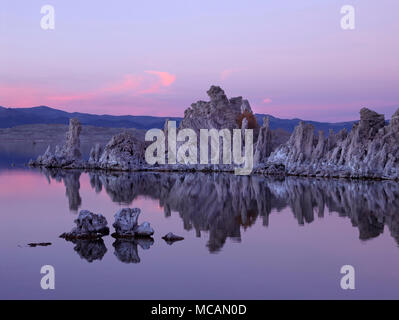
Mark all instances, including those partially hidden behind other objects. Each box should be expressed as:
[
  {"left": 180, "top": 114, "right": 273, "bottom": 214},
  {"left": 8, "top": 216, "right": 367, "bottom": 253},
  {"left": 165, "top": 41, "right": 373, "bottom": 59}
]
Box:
[
  {"left": 167, "top": 85, "right": 259, "bottom": 168},
  {"left": 179, "top": 86, "right": 258, "bottom": 133},
  {"left": 97, "top": 131, "right": 146, "bottom": 170},
  {"left": 60, "top": 210, "right": 109, "bottom": 240},
  {"left": 88, "top": 143, "right": 103, "bottom": 164},
  {"left": 254, "top": 117, "right": 273, "bottom": 165},
  {"left": 30, "top": 118, "right": 83, "bottom": 168},
  {"left": 162, "top": 232, "right": 184, "bottom": 244},
  {"left": 61, "top": 118, "right": 82, "bottom": 160},
  {"left": 27, "top": 242, "right": 52, "bottom": 247},
  {"left": 112, "top": 208, "right": 141, "bottom": 236},
  {"left": 134, "top": 222, "right": 155, "bottom": 237},
  {"left": 268, "top": 107, "right": 399, "bottom": 179},
  {"left": 112, "top": 208, "right": 154, "bottom": 238}
]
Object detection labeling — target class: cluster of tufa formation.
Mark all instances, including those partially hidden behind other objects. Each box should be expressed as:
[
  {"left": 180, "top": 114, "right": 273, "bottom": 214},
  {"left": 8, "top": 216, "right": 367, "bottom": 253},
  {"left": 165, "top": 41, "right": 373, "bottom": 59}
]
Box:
[
  {"left": 30, "top": 118, "right": 83, "bottom": 168},
  {"left": 180, "top": 85, "right": 258, "bottom": 133},
  {"left": 90, "top": 132, "right": 146, "bottom": 171},
  {"left": 60, "top": 208, "right": 155, "bottom": 240},
  {"left": 59, "top": 207, "right": 184, "bottom": 260},
  {"left": 29, "top": 87, "right": 399, "bottom": 180},
  {"left": 267, "top": 107, "right": 399, "bottom": 179}
]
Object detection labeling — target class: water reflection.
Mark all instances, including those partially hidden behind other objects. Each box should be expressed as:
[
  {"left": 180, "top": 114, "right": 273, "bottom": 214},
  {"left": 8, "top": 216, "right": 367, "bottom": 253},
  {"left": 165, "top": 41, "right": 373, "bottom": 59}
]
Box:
[
  {"left": 69, "top": 239, "right": 107, "bottom": 263},
  {"left": 40, "top": 168, "right": 82, "bottom": 212},
  {"left": 113, "top": 238, "right": 154, "bottom": 264},
  {"left": 39, "top": 168, "right": 399, "bottom": 253}
]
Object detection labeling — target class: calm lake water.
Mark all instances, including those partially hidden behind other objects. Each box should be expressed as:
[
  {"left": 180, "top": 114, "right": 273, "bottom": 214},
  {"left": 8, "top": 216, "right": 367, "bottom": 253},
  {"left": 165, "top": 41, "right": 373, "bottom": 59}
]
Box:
[{"left": 1, "top": 166, "right": 399, "bottom": 299}]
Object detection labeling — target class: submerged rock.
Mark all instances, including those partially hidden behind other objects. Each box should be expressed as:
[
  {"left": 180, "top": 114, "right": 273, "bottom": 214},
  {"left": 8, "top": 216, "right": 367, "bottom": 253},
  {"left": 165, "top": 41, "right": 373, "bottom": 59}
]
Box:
[
  {"left": 60, "top": 210, "right": 109, "bottom": 240},
  {"left": 162, "top": 232, "right": 184, "bottom": 244},
  {"left": 112, "top": 208, "right": 154, "bottom": 238}
]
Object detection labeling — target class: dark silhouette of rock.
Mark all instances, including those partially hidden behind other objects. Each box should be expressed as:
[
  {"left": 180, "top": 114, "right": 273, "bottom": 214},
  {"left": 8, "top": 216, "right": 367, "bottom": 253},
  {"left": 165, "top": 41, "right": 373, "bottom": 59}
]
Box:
[
  {"left": 60, "top": 210, "right": 109, "bottom": 240},
  {"left": 71, "top": 239, "right": 107, "bottom": 263},
  {"left": 162, "top": 233, "right": 184, "bottom": 245},
  {"left": 63, "top": 171, "right": 82, "bottom": 212},
  {"left": 113, "top": 238, "right": 154, "bottom": 264},
  {"left": 39, "top": 168, "right": 82, "bottom": 211},
  {"left": 27, "top": 242, "right": 52, "bottom": 247}
]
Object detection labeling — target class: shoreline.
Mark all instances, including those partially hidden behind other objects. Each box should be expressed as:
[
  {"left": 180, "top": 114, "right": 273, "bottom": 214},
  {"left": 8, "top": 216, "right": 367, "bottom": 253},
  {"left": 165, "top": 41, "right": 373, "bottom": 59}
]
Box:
[{"left": 27, "top": 162, "right": 399, "bottom": 182}]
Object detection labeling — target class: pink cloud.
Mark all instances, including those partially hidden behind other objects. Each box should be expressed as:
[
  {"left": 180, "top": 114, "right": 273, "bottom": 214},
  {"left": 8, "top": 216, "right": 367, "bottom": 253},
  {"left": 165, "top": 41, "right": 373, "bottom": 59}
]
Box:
[
  {"left": 262, "top": 98, "right": 272, "bottom": 104},
  {"left": 2, "top": 71, "right": 176, "bottom": 108},
  {"left": 145, "top": 71, "right": 176, "bottom": 87},
  {"left": 220, "top": 68, "right": 246, "bottom": 81},
  {"left": 220, "top": 69, "right": 235, "bottom": 81},
  {"left": 105, "top": 74, "right": 143, "bottom": 94}
]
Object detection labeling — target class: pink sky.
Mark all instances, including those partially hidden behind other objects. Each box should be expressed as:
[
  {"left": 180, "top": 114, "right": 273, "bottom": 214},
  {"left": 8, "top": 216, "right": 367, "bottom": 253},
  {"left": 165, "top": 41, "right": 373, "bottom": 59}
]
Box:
[{"left": 1, "top": 0, "right": 398, "bottom": 121}]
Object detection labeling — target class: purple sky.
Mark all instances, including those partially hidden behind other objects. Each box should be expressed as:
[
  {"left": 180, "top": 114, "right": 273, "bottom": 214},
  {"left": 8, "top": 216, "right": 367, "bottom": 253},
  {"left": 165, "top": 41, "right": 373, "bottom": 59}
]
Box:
[{"left": 1, "top": 0, "right": 398, "bottom": 121}]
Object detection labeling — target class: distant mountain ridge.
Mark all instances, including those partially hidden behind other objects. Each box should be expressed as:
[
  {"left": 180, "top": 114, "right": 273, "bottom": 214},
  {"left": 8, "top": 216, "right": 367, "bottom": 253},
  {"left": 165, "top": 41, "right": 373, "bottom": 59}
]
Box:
[
  {"left": 260, "top": 113, "right": 357, "bottom": 135},
  {"left": 0, "top": 105, "right": 357, "bottom": 134}
]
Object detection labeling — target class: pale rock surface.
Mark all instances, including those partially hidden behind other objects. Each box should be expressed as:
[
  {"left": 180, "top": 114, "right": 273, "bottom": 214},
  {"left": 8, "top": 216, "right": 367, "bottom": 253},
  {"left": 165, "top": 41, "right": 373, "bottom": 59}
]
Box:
[
  {"left": 268, "top": 107, "right": 399, "bottom": 179},
  {"left": 60, "top": 210, "right": 109, "bottom": 240},
  {"left": 134, "top": 222, "right": 155, "bottom": 237},
  {"left": 254, "top": 117, "right": 273, "bottom": 165},
  {"left": 96, "top": 131, "right": 146, "bottom": 170},
  {"left": 112, "top": 208, "right": 154, "bottom": 238},
  {"left": 88, "top": 143, "right": 103, "bottom": 164},
  {"left": 31, "top": 118, "right": 83, "bottom": 168}
]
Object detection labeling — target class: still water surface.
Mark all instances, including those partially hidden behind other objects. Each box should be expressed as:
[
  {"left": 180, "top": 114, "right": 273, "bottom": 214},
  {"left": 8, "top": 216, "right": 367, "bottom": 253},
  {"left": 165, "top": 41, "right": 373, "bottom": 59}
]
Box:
[{"left": 1, "top": 167, "right": 399, "bottom": 299}]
